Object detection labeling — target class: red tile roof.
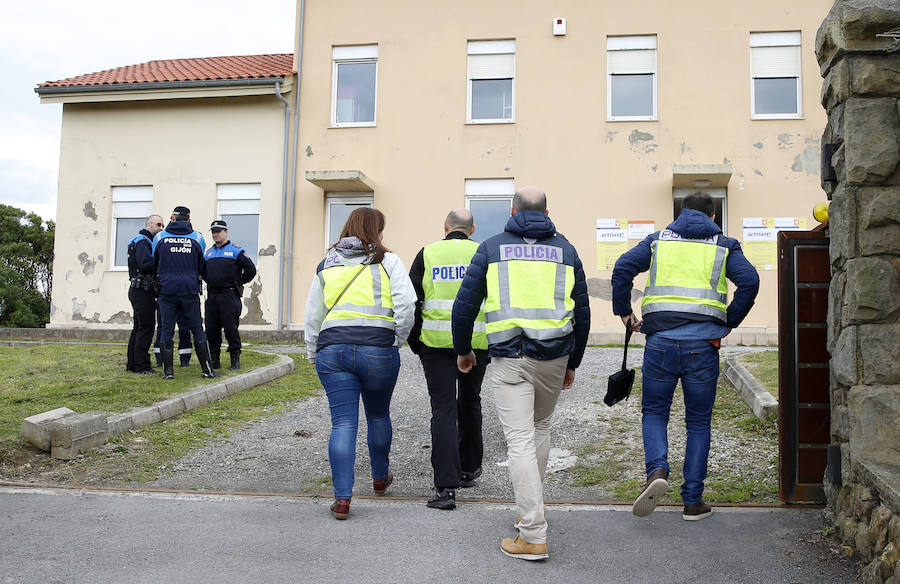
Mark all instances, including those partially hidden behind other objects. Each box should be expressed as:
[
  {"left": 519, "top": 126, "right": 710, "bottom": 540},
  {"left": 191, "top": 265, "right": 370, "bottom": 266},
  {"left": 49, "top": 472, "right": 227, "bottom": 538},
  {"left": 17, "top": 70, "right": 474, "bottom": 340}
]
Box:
[{"left": 38, "top": 54, "right": 294, "bottom": 88}]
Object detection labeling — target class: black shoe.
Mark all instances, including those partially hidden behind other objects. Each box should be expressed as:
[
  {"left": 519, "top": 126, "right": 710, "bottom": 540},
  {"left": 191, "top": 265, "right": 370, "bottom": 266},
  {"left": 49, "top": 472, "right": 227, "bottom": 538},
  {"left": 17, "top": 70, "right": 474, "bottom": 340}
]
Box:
[
  {"left": 136, "top": 368, "right": 158, "bottom": 375},
  {"left": 229, "top": 353, "right": 240, "bottom": 371},
  {"left": 460, "top": 467, "right": 482, "bottom": 488},
  {"left": 196, "top": 340, "right": 221, "bottom": 379},
  {"left": 161, "top": 342, "right": 175, "bottom": 380},
  {"left": 179, "top": 356, "right": 191, "bottom": 367},
  {"left": 426, "top": 488, "right": 456, "bottom": 510}
]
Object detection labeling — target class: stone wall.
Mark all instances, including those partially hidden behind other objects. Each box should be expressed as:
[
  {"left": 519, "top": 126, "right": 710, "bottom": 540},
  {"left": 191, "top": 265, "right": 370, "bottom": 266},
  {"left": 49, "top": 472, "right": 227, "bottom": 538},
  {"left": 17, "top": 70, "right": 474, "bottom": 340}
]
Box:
[{"left": 817, "top": 2, "right": 900, "bottom": 583}]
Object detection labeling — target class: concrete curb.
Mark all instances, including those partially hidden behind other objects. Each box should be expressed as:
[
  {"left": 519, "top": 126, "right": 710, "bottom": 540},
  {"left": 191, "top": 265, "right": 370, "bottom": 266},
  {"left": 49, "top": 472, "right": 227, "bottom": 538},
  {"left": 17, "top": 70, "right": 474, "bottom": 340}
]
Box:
[
  {"left": 20, "top": 351, "right": 295, "bottom": 459},
  {"left": 722, "top": 355, "right": 778, "bottom": 420}
]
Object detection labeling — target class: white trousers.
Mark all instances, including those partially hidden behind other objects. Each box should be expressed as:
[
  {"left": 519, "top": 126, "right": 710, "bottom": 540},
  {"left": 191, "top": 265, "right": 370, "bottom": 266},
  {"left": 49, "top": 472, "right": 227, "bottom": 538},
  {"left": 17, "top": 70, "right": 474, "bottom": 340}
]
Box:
[{"left": 491, "top": 354, "right": 567, "bottom": 544}]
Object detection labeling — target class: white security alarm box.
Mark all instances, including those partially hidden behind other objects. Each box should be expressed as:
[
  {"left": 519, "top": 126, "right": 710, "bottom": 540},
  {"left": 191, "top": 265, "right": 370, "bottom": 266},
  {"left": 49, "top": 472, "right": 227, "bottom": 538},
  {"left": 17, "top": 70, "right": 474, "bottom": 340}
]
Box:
[{"left": 553, "top": 17, "right": 566, "bottom": 36}]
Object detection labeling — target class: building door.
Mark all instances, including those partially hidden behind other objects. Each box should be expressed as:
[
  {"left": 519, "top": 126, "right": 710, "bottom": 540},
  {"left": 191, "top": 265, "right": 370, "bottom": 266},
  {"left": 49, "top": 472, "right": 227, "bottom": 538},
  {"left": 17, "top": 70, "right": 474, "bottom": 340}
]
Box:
[{"left": 777, "top": 229, "right": 830, "bottom": 503}]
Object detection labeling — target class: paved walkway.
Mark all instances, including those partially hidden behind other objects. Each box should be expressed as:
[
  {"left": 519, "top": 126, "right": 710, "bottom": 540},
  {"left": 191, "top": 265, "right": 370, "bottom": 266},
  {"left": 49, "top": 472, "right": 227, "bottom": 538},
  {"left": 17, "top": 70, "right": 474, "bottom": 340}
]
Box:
[{"left": 0, "top": 485, "right": 859, "bottom": 584}]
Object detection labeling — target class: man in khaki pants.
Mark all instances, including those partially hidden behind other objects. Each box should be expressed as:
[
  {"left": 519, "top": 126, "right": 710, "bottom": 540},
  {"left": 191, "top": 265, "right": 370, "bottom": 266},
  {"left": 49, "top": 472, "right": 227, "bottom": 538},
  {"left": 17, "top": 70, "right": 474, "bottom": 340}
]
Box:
[{"left": 452, "top": 186, "right": 591, "bottom": 561}]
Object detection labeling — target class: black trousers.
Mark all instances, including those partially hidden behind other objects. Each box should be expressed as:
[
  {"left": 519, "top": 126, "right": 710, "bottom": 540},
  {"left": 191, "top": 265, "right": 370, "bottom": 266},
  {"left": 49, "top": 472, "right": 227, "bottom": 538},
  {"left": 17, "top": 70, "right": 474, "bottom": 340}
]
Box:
[
  {"left": 420, "top": 349, "right": 489, "bottom": 489},
  {"left": 126, "top": 287, "right": 157, "bottom": 372},
  {"left": 157, "top": 295, "right": 206, "bottom": 344},
  {"left": 205, "top": 291, "right": 242, "bottom": 355},
  {"left": 154, "top": 304, "right": 193, "bottom": 358}
]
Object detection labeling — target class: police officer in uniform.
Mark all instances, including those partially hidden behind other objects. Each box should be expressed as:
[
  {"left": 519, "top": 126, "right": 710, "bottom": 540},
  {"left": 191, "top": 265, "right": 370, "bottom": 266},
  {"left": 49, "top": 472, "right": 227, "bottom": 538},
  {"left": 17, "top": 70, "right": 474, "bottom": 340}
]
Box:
[
  {"left": 452, "top": 186, "right": 590, "bottom": 561},
  {"left": 408, "top": 209, "right": 489, "bottom": 510},
  {"left": 125, "top": 214, "right": 164, "bottom": 374},
  {"left": 152, "top": 205, "right": 217, "bottom": 379},
  {"left": 203, "top": 220, "right": 257, "bottom": 370}
]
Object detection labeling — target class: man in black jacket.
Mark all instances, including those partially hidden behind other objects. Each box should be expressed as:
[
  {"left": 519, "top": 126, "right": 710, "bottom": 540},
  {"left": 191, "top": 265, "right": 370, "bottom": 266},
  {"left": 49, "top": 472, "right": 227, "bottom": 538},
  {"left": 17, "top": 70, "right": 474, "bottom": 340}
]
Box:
[
  {"left": 203, "top": 220, "right": 257, "bottom": 370},
  {"left": 452, "top": 186, "right": 590, "bottom": 561},
  {"left": 126, "top": 214, "right": 164, "bottom": 373}
]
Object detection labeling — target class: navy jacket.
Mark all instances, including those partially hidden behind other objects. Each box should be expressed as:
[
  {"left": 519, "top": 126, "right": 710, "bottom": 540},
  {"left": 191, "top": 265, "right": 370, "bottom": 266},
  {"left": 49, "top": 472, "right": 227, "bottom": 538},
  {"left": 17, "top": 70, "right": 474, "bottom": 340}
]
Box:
[
  {"left": 204, "top": 241, "right": 257, "bottom": 292},
  {"left": 452, "top": 210, "right": 591, "bottom": 370},
  {"left": 611, "top": 209, "right": 760, "bottom": 335},
  {"left": 127, "top": 229, "right": 155, "bottom": 279},
  {"left": 152, "top": 221, "right": 206, "bottom": 296}
]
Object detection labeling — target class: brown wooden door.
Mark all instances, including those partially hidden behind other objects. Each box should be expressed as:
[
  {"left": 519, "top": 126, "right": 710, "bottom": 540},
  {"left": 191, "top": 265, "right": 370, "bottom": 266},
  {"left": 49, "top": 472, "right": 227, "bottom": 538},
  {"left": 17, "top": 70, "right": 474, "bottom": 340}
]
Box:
[{"left": 777, "top": 230, "right": 830, "bottom": 503}]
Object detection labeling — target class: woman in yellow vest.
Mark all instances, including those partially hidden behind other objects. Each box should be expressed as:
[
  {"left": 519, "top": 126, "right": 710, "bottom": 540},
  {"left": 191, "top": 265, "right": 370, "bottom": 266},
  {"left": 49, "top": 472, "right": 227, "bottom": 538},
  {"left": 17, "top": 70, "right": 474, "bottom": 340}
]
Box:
[{"left": 304, "top": 207, "right": 416, "bottom": 520}]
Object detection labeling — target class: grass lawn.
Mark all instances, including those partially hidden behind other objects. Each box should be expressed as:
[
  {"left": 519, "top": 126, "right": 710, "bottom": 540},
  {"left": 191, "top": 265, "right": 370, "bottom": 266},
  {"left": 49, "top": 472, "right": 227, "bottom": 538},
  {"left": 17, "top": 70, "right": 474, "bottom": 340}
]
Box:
[
  {"left": 0, "top": 345, "right": 321, "bottom": 483},
  {"left": 739, "top": 350, "right": 779, "bottom": 398}
]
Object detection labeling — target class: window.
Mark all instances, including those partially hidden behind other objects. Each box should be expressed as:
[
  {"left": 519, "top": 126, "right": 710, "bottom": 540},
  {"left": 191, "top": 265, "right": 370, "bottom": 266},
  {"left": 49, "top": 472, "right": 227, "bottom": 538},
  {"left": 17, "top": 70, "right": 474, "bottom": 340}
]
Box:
[
  {"left": 217, "top": 183, "right": 261, "bottom": 263},
  {"left": 607, "top": 35, "right": 657, "bottom": 121},
  {"left": 331, "top": 45, "right": 378, "bottom": 126},
  {"left": 673, "top": 188, "right": 727, "bottom": 235},
  {"left": 467, "top": 40, "right": 515, "bottom": 123},
  {"left": 325, "top": 194, "right": 373, "bottom": 248},
  {"left": 750, "top": 32, "right": 802, "bottom": 119},
  {"left": 465, "top": 179, "right": 514, "bottom": 243},
  {"left": 111, "top": 186, "right": 153, "bottom": 269}
]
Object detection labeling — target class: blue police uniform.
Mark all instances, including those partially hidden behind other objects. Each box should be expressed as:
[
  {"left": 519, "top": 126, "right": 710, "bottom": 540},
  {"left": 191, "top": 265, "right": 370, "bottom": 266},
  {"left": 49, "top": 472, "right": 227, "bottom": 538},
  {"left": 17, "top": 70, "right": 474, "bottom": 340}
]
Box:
[
  {"left": 152, "top": 220, "right": 216, "bottom": 378},
  {"left": 125, "top": 229, "right": 158, "bottom": 373},
  {"left": 203, "top": 238, "right": 257, "bottom": 370}
]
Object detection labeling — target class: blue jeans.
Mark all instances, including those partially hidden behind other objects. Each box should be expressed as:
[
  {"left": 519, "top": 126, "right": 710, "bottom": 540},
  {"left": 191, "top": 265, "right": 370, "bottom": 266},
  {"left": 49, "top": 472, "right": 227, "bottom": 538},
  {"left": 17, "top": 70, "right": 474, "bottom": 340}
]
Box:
[
  {"left": 315, "top": 344, "right": 400, "bottom": 499},
  {"left": 641, "top": 335, "right": 719, "bottom": 505}
]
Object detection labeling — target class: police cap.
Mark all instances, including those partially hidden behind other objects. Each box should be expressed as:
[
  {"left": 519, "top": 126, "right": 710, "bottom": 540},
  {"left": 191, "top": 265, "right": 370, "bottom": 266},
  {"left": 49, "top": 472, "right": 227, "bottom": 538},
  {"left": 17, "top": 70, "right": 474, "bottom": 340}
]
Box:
[
  {"left": 210, "top": 220, "right": 228, "bottom": 231},
  {"left": 172, "top": 205, "right": 191, "bottom": 217}
]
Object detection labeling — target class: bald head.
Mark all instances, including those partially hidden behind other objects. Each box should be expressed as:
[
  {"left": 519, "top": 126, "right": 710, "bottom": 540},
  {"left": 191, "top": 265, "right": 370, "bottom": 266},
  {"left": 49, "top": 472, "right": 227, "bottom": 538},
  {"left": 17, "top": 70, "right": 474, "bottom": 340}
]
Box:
[
  {"left": 444, "top": 208, "right": 475, "bottom": 236},
  {"left": 512, "top": 186, "right": 547, "bottom": 214}
]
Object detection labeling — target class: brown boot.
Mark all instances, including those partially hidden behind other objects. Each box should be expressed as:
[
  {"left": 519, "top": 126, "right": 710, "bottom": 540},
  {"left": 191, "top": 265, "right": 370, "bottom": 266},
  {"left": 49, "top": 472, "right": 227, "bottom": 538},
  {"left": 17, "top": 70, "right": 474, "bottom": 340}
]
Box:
[
  {"left": 500, "top": 536, "right": 549, "bottom": 561},
  {"left": 683, "top": 501, "right": 713, "bottom": 521},
  {"left": 632, "top": 468, "right": 669, "bottom": 517},
  {"left": 330, "top": 498, "right": 350, "bottom": 520}
]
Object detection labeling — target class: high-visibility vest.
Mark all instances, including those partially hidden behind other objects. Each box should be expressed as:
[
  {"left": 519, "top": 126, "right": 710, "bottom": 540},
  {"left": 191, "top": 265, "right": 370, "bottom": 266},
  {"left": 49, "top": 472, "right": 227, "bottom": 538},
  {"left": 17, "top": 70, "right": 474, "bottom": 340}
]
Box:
[
  {"left": 641, "top": 230, "right": 729, "bottom": 321},
  {"left": 319, "top": 262, "right": 395, "bottom": 332},
  {"left": 421, "top": 238, "right": 487, "bottom": 349},
  {"left": 484, "top": 241, "right": 575, "bottom": 346}
]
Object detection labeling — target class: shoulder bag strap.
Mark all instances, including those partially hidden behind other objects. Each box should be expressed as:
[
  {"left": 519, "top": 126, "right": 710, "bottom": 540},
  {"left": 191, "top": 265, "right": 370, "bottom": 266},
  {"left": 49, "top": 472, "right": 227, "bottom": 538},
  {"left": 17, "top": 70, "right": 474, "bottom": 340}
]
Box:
[
  {"left": 327, "top": 263, "right": 368, "bottom": 313},
  {"left": 621, "top": 325, "right": 633, "bottom": 372}
]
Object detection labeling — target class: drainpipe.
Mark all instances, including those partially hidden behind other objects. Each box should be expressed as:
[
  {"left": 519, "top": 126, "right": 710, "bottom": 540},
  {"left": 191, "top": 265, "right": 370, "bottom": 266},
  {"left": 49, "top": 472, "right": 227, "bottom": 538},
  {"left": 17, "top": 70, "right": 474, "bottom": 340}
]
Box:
[
  {"left": 274, "top": 80, "right": 290, "bottom": 330},
  {"left": 284, "top": 0, "right": 306, "bottom": 331}
]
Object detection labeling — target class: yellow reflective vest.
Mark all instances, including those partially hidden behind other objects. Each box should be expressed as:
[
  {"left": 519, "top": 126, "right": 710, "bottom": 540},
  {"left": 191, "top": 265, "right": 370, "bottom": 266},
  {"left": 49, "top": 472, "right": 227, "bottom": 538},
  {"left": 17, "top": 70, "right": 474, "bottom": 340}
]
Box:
[
  {"left": 421, "top": 238, "right": 487, "bottom": 349},
  {"left": 641, "top": 230, "right": 729, "bottom": 321},
  {"left": 319, "top": 262, "right": 396, "bottom": 332},
  {"left": 484, "top": 242, "right": 575, "bottom": 345}
]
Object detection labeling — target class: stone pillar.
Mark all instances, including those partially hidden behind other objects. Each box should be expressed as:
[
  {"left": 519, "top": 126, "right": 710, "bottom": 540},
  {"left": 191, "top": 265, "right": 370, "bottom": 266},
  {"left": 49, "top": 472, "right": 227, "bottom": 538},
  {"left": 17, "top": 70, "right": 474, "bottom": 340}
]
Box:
[{"left": 817, "top": 2, "right": 900, "bottom": 583}]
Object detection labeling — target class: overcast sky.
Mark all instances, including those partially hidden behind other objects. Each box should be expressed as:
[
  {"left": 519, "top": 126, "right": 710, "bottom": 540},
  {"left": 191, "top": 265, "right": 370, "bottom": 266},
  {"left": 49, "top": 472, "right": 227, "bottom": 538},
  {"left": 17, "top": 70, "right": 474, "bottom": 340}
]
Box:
[{"left": 0, "top": 0, "right": 295, "bottom": 222}]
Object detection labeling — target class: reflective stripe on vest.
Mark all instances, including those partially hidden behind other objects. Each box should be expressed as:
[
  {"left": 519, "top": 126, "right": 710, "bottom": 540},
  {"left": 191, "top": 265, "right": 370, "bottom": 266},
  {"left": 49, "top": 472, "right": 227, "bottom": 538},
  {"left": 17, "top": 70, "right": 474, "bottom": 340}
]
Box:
[
  {"left": 641, "top": 231, "right": 729, "bottom": 321},
  {"left": 422, "top": 238, "right": 487, "bottom": 349},
  {"left": 320, "top": 263, "right": 395, "bottom": 331},
  {"left": 484, "top": 242, "right": 575, "bottom": 346}
]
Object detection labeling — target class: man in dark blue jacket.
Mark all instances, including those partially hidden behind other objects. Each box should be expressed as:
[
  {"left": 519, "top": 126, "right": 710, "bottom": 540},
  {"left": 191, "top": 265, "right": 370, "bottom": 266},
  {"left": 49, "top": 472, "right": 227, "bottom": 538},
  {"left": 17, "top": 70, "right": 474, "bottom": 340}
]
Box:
[
  {"left": 452, "top": 186, "right": 590, "bottom": 561},
  {"left": 152, "top": 206, "right": 217, "bottom": 379},
  {"left": 203, "top": 220, "right": 257, "bottom": 371},
  {"left": 612, "top": 192, "right": 759, "bottom": 521},
  {"left": 125, "top": 214, "right": 164, "bottom": 374}
]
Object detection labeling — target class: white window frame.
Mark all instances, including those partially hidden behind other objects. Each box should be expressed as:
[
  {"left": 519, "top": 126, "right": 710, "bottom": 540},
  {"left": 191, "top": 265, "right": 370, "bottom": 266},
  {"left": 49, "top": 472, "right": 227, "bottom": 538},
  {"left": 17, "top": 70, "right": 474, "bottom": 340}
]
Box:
[
  {"left": 464, "top": 179, "right": 514, "bottom": 242},
  {"left": 324, "top": 193, "right": 374, "bottom": 250},
  {"left": 467, "top": 40, "right": 516, "bottom": 124},
  {"left": 750, "top": 31, "right": 802, "bottom": 120},
  {"left": 673, "top": 188, "right": 728, "bottom": 236},
  {"left": 110, "top": 185, "right": 153, "bottom": 271},
  {"left": 331, "top": 44, "right": 378, "bottom": 128},
  {"left": 217, "top": 183, "right": 261, "bottom": 262},
  {"left": 607, "top": 35, "right": 658, "bottom": 122}
]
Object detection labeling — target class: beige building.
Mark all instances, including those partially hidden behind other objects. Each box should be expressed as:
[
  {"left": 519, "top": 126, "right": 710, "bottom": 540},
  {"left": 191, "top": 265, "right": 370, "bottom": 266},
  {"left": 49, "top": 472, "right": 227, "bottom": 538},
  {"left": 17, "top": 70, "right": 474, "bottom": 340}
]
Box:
[{"left": 39, "top": 0, "right": 832, "bottom": 342}]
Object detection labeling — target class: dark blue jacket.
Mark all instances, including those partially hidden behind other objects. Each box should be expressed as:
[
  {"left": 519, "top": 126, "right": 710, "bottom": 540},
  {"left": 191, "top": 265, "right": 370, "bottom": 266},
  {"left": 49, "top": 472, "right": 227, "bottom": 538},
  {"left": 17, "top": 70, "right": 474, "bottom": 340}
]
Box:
[
  {"left": 127, "top": 229, "right": 155, "bottom": 279},
  {"left": 452, "top": 210, "right": 591, "bottom": 369},
  {"left": 152, "top": 221, "right": 206, "bottom": 296},
  {"left": 204, "top": 241, "right": 257, "bottom": 292},
  {"left": 611, "top": 209, "right": 760, "bottom": 335}
]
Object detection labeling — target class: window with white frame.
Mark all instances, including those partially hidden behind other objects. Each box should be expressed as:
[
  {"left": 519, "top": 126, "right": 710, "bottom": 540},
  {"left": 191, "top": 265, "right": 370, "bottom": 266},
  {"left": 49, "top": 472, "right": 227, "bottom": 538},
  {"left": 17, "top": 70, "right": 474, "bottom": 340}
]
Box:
[
  {"left": 607, "top": 35, "right": 658, "bottom": 121},
  {"left": 467, "top": 40, "right": 516, "bottom": 123},
  {"left": 465, "top": 179, "right": 514, "bottom": 243},
  {"left": 750, "top": 32, "right": 802, "bottom": 119},
  {"left": 325, "top": 193, "right": 373, "bottom": 249},
  {"left": 331, "top": 45, "right": 378, "bottom": 126},
  {"left": 217, "top": 183, "right": 261, "bottom": 264},
  {"left": 673, "top": 188, "right": 727, "bottom": 235},
  {"left": 111, "top": 186, "right": 153, "bottom": 269}
]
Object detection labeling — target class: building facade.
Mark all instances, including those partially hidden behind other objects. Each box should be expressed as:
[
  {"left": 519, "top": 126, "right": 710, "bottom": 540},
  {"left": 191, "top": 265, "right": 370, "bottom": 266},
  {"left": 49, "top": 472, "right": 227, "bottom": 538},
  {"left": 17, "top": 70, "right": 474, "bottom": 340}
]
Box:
[{"left": 40, "top": 0, "right": 832, "bottom": 341}]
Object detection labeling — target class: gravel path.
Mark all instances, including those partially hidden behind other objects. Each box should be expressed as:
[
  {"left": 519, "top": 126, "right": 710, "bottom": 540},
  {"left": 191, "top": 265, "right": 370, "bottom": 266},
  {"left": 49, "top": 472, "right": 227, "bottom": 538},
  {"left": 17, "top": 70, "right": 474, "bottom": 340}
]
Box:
[{"left": 150, "top": 345, "right": 776, "bottom": 503}]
